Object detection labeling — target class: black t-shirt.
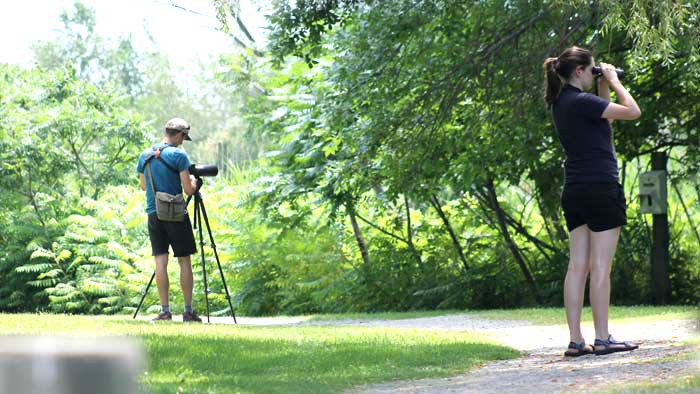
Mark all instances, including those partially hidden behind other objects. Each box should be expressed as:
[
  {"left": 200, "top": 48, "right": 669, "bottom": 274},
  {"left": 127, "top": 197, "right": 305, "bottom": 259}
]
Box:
[{"left": 552, "top": 84, "right": 618, "bottom": 185}]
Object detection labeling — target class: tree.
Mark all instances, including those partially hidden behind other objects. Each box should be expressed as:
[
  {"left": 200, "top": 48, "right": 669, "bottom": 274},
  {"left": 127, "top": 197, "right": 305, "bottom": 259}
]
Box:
[
  {"left": 249, "top": 0, "right": 700, "bottom": 306},
  {"left": 0, "top": 64, "right": 149, "bottom": 311},
  {"left": 32, "top": 1, "right": 144, "bottom": 96}
]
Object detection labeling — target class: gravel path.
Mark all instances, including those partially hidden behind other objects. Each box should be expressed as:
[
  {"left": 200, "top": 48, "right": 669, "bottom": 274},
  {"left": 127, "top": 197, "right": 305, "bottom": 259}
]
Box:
[
  {"left": 334, "top": 316, "right": 700, "bottom": 394},
  {"left": 145, "top": 313, "right": 699, "bottom": 392}
]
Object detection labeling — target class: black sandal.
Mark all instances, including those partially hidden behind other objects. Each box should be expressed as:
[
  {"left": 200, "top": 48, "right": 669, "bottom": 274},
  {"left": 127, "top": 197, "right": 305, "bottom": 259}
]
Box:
[
  {"left": 594, "top": 335, "right": 639, "bottom": 355},
  {"left": 564, "top": 340, "right": 593, "bottom": 357}
]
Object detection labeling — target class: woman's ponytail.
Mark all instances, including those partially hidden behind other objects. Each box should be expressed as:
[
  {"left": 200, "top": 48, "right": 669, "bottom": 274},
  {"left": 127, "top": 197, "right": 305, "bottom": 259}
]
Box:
[
  {"left": 544, "top": 57, "right": 561, "bottom": 106},
  {"left": 543, "top": 46, "right": 593, "bottom": 107}
]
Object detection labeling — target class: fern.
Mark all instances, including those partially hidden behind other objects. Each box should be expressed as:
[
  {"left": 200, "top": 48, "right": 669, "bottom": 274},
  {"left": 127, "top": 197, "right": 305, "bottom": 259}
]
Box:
[
  {"left": 88, "top": 256, "right": 123, "bottom": 269},
  {"left": 37, "top": 268, "right": 64, "bottom": 279},
  {"left": 28, "top": 278, "right": 58, "bottom": 288},
  {"left": 13, "top": 189, "right": 150, "bottom": 314},
  {"left": 16, "top": 263, "right": 54, "bottom": 273},
  {"left": 65, "top": 301, "right": 87, "bottom": 311},
  {"left": 79, "top": 280, "right": 114, "bottom": 297},
  {"left": 55, "top": 249, "right": 72, "bottom": 263},
  {"left": 65, "top": 256, "right": 86, "bottom": 272},
  {"left": 106, "top": 241, "right": 140, "bottom": 262},
  {"left": 29, "top": 249, "right": 55, "bottom": 260},
  {"left": 97, "top": 296, "right": 122, "bottom": 305}
]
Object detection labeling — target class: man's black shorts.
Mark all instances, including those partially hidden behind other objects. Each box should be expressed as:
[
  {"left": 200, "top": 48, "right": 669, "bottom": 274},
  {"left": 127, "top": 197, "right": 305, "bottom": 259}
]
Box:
[
  {"left": 561, "top": 182, "right": 627, "bottom": 232},
  {"left": 148, "top": 214, "right": 197, "bottom": 257}
]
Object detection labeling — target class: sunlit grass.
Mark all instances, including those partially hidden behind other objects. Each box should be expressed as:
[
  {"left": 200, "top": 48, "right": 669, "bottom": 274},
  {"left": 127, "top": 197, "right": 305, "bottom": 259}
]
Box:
[
  {"left": 309, "top": 305, "right": 700, "bottom": 326},
  {"left": 0, "top": 314, "right": 518, "bottom": 393}
]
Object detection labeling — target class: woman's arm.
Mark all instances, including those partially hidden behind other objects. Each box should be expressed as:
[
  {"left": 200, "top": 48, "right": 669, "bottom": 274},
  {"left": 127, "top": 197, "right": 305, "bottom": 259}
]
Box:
[
  {"left": 600, "top": 62, "right": 641, "bottom": 120},
  {"left": 597, "top": 77, "right": 612, "bottom": 124}
]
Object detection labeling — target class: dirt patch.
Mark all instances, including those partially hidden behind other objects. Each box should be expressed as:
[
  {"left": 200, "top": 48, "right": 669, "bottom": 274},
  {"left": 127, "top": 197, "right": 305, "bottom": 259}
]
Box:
[{"left": 344, "top": 318, "right": 699, "bottom": 394}]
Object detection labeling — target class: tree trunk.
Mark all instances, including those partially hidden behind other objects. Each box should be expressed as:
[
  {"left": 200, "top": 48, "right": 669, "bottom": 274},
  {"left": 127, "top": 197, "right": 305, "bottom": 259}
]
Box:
[
  {"left": 403, "top": 195, "right": 423, "bottom": 266},
  {"left": 26, "top": 167, "right": 46, "bottom": 229},
  {"left": 430, "top": 194, "right": 469, "bottom": 271},
  {"left": 347, "top": 203, "right": 371, "bottom": 266},
  {"left": 354, "top": 210, "right": 423, "bottom": 265},
  {"left": 501, "top": 210, "right": 556, "bottom": 263},
  {"left": 485, "top": 178, "right": 541, "bottom": 303},
  {"left": 650, "top": 152, "right": 671, "bottom": 304}
]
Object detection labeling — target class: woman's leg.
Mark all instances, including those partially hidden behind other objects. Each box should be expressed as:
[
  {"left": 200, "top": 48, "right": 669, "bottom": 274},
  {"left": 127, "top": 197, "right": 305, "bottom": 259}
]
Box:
[
  {"left": 589, "top": 226, "right": 621, "bottom": 344},
  {"left": 564, "top": 224, "right": 591, "bottom": 344}
]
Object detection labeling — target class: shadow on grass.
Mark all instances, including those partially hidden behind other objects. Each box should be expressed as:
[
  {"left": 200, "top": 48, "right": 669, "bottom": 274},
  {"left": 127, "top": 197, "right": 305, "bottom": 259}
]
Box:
[{"left": 140, "top": 331, "right": 517, "bottom": 394}]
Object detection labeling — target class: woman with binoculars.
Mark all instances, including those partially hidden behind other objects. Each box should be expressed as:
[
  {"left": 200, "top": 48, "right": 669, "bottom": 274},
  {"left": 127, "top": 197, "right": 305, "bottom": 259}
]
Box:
[{"left": 543, "top": 46, "right": 641, "bottom": 357}]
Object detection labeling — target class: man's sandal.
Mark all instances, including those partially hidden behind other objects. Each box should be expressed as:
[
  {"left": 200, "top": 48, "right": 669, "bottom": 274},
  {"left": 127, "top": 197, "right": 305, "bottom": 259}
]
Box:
[
  {"left": 594, "top": 335, "right": 639, "bottom": 356},
  {"left": 564, "top": 340, "right": 593, "bottom": 357}
]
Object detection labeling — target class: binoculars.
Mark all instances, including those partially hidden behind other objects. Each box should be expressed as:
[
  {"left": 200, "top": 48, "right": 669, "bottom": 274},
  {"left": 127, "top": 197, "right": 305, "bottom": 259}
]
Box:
[{"left": 592, "top": 66, "right": 624, "bottom": 78}]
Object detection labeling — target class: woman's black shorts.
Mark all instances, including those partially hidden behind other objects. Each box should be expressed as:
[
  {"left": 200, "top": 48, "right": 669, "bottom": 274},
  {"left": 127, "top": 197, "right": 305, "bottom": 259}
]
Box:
[
  {"left": 561, "top": 182, "right": 627, "bottom": 232},
  {"left": 147, "top": 214, "right": 197, "bottom": 257}
]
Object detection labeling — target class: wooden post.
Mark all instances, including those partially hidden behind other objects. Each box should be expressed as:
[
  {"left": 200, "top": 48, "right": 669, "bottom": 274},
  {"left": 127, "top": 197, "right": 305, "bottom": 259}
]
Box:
[{"left": 650, "top": 151, "right": 671, "bottom": 304}]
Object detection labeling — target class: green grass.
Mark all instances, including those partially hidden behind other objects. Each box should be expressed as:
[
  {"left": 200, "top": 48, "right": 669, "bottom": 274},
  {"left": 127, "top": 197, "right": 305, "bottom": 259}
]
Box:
[
  {"left": 2, "top": 307, "right": 696, "bottom": 393},
  {"left": 309, "top": 305, "right": 700, "bottom": 326},
  {"left": 308, "top": 309, "right": 466, "bottom": 322},
  {"left": 471, "top": 305, "right": 700, "bottom": 325},
  {"left": 0, "top": 314, "right": 518, "bottom": 393}
]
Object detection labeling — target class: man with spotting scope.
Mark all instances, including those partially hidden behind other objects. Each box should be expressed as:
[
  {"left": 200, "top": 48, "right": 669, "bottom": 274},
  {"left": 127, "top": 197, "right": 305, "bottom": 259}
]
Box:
[{"left": 136, "top": 117, "right": 202, "bottom": 322}]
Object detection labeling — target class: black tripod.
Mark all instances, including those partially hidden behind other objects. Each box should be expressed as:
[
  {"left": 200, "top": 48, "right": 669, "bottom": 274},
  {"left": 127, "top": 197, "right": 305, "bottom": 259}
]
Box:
[{"left": 133, "top": 179, "right": 237, "bottom": 323}]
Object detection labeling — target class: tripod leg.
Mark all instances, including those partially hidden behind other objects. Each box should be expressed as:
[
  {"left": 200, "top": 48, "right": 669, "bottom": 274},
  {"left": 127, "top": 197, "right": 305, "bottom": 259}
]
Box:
[
  {"left": 198, "top": 198, "right": 237, "bottom": 324},
  {"left": 133, "top": 271, "right": 156, "bottom": 319},
  {"left": 195, "top": 194, "right": 211, "bottom": 323}
]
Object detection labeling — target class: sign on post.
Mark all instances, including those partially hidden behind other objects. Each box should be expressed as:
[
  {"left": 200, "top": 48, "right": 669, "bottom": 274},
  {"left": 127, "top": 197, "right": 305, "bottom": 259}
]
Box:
[{"left": 639, "top": 170, "right": 667, "bottom": 214}]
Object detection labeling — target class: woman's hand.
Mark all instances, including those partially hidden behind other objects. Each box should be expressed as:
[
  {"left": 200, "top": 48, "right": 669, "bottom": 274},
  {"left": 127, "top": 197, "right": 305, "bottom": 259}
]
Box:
[
  {"left": 599, "top": 62, "right": 619, "bottom": 84},
  {"left": 600, "top": 61, "right": 641, "bottom": 120}
]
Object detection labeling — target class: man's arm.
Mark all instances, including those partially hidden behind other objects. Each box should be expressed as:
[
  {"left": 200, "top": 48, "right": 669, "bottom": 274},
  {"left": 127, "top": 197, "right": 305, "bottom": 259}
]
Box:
[{"left": 180, "top": 169, "right": 197, "bottom": 196}]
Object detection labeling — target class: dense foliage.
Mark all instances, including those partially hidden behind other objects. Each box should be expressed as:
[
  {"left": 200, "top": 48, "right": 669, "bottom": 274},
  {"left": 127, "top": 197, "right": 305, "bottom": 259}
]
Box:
[
  {"left": 1, "top": 1, "right": 699, "bottom": 315},
  {"left": 0, "top": 64, "right": 149, "bottom": 311}
]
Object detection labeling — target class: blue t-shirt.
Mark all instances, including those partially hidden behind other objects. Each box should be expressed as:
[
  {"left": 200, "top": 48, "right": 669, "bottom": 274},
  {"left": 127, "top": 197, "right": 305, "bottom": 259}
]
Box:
[
  {"left": 552, "top": 84, "right": 617, "bottom": 185},
  {"left": 136, "top": 143, "right": 192, "bottom": 214}
]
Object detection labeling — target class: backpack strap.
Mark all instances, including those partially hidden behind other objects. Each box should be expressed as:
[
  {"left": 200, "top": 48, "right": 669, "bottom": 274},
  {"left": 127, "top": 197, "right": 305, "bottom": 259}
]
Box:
[
  {"left": 147, "top": 145, "right": 179, "bottom": 175},
  {"left": 143, "top": 145, "right": 178, "bottom": 194},
  {"left": 145, "top": 160, "right": 158, "bottom": 194}
]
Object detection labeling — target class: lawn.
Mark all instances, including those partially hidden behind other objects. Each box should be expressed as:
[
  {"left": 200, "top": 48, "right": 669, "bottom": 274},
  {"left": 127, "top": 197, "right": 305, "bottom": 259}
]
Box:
[
  {"left": 2, "top": 306, "right": 697, "bottom": 393},
  {"left": 310, "top": 305, "right": 700, "bottom": 326},
  {"left": 0, "top": 313, "right": 518, "bottom": 393}
]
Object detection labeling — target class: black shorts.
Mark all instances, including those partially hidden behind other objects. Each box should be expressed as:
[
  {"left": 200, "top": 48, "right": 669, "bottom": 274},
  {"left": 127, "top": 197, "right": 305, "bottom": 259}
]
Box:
[
  {"left": 561, "top": 182, "right": 627, "bottom": 232},
  {"left": 148, "top": 214, "right": 197, "bottom": 257}
]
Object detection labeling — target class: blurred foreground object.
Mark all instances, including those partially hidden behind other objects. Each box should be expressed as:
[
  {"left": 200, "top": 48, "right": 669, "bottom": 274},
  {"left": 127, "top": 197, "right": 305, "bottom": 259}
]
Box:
[{"left": 0, "top": 336, "right": 145, "bottom": 394}]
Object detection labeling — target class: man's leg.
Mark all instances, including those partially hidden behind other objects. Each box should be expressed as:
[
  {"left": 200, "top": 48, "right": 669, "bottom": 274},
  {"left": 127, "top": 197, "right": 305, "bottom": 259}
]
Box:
[
  {"left": 589, "top": 226, "right": 620, "bottom": 345},
  {"left": 169, "top": 213, "right": 200, "bottom": 321},
  {"left": 178, "top": 255, "right": 201, "bottom": 322},
  {"left": 178, "top": 255, "right": 194, "bottom": 307},
  {"left": 154, "top": 253, "right": 170, "bottom": 314},
  {"left": 564, "top": 224, "right": 591, "bottom": 346}
]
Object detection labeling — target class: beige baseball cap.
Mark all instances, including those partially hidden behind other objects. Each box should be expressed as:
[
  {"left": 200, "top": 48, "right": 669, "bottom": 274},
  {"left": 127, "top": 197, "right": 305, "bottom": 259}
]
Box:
[{"left": 164, "top": 118, "right": 192, "bottom": 141}]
